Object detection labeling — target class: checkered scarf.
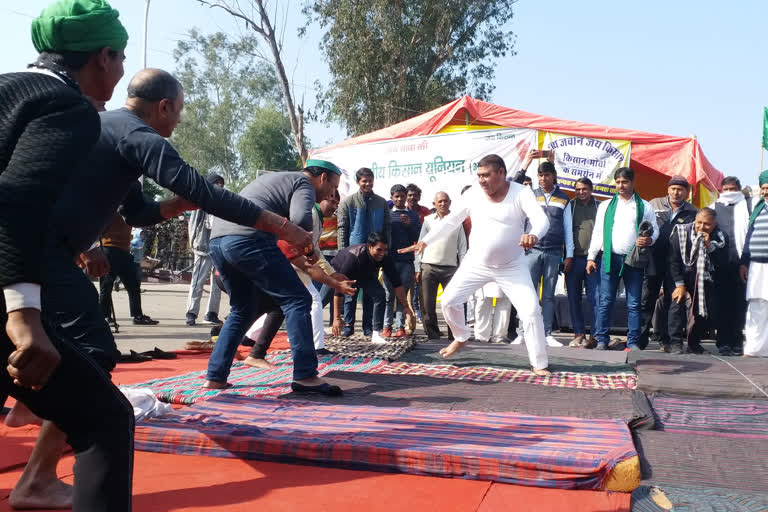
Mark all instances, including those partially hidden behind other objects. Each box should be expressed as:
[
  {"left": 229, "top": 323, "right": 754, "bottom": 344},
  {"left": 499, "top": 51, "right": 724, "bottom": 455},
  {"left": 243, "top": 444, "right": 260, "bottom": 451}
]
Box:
[{"left": 676, "top": 223, "right": 725, "bottom": 318}]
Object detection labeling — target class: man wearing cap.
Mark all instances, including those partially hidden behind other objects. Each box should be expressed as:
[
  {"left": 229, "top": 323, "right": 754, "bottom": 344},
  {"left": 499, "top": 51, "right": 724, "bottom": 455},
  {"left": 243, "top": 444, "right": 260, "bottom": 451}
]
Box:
[
  {"left": 740, "top": 171, "right": 768, "bottom": 357},
  {"left": 206, "top": 160, "right": 345, "bottom": 395},
  {"left": 185, "top": 173, "right": 226, "bottom": 326},
  {"left": 638, "top": 175, "right": 698, "bottom": 350},
  {"left": 0, "top": 1, "right": 134, "bottom": 510}
]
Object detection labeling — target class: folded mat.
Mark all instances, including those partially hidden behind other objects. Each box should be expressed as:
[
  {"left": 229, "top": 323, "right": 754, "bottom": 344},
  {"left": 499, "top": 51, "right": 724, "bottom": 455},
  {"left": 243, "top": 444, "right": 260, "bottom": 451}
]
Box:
[
  {"left": 634, "top": 430, "right": 768, "bottom": 494},
  {"left": 401, "top": 340, "right": 636, "bottom": 374},
  {"left": 651, "top": 394, "right": 768, "bottom": 439},
  {"left": 131, "top": 350, "right": 387, "bottom": 405},
  {"left": 324, "top": 334, "right": 421, "bottom": 361},
  {"left": 369, "top": 361, "right": 637, "bottom": 390},
  {"left": 631, "top": 484, "right": 768, "bottom": 512},
  {"left": 136, "top": 394, "right": 640, "bottom": 491},
  {"left": 634, "top": 355, "right": 768, "bottom": 399},
  {"left": 282, "top": 370, "right": 654, "bottom": 430}
]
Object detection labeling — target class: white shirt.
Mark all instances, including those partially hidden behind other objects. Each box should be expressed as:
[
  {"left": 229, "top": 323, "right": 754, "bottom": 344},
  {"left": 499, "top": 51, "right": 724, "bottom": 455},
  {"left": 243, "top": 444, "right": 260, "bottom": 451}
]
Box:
[
  {"left": 422, "top": 183, "right": 549, "bottom": 267},
  {"left": 587, "top": 194, "right": 659, "bottom": 261}
]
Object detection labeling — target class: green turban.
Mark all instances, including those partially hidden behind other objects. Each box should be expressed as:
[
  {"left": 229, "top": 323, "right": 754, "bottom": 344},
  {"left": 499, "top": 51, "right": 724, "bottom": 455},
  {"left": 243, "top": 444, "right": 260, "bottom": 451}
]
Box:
[
  {"left": 760, "top": 170, "right": 768, "bottom": 186},
  {"left": 306, "top": 159, "right": 342, "bottom": 176},
  {"left": 31, "top": 0, "right": 128, "bottom": 54}
]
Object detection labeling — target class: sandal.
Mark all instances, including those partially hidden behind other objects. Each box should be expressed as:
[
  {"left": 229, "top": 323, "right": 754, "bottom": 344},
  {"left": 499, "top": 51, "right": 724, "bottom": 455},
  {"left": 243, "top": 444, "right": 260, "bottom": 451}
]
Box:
[
  {"left": 119, "top": 350, "right": 153, "bottom": 363},
  {"left": 291, "top": 382, "right": 343, "bottom": 396}
]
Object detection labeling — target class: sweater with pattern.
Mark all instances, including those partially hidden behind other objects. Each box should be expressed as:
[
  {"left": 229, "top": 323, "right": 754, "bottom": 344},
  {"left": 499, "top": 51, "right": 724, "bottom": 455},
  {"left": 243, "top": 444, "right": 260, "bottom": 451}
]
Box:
[{"left": 0, "top": 72, "right": 99, "bottom": 288}]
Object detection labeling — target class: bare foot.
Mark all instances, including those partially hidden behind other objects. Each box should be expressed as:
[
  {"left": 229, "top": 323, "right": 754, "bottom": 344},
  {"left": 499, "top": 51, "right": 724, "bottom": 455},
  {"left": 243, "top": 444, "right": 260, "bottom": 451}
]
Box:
[
  {"left": 531, "top": 367, "right": 552, "bottom": 376},
  {"left": 9, "top": 477, "right": 72, "bottom": 509},
  {"left": 233, "top": 351, "right": 246, "bottom": 361},
  {"left": 243, "top": 356, "right": 274, "bottom": 369},
  {"left": 5, "top": 402, "right": 43, "bottom": 428},
  {"left": 439, "top": 340, "right": 467, "bottom": 358},
  {"left": 203, "top": 380, "right": 229, "bottom": 389}
]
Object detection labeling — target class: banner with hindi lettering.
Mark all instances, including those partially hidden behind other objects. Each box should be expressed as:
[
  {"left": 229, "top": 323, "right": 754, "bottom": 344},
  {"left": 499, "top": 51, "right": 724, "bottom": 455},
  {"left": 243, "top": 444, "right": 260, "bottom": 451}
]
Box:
[
  {"left": 541, "top": 132, "right": 631, "bottom": 197},
  {"left": 311, "top": 127, "right": 538, "bottom": 203}
]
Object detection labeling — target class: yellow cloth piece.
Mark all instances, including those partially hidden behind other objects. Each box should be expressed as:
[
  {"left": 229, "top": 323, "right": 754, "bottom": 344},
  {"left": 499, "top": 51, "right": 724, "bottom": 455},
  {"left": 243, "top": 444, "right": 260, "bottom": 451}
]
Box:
[{"left": 602, "top": 455, "right": 641, "bottom": 492}]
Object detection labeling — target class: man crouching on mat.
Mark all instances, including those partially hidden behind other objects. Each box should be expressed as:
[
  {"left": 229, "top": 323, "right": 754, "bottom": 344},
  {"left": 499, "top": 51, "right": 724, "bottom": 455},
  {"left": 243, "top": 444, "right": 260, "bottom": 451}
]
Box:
[
  {"left": 204, "top": 162, "right": 345, "bottom": 396},
  {"left": 399, "top": 154, "right": 552, "bottom": 376}
]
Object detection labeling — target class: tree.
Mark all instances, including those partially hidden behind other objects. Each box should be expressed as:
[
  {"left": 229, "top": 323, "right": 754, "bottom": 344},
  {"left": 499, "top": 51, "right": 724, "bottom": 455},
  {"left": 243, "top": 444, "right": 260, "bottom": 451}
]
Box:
[
  {"left": 194, "top": 0, "right": 310, "bottom": 164},
  {"left": 171, "top": 29, "right": 297, "bottom": 191},
  {"left": 304, "top": 0, "right": 517, "bottom": 136},
  {"left": 239, "top": 104, "right": 301, "bottom": 171}
]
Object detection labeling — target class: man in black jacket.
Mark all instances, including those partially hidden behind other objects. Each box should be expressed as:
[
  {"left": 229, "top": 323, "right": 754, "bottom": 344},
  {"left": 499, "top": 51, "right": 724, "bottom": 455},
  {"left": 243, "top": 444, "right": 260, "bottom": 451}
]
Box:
[
  {"left": 0, "top": 1, "right": 135, "bottom": 510},
  {"left": 639, "top": 175, "right": 699, "bottom": 349},
  {"left": 667, "top": 208, "right": 728, "bottom": 354}
]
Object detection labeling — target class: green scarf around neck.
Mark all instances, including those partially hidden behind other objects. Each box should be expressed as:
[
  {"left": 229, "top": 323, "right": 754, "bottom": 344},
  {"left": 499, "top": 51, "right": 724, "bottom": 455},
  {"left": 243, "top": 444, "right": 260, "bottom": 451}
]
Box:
[
  {"left": 748, "top": 198, "right": 766, "bottom": 228},
  {"left": 602, "top": 192, "right": 644, "bottom": 273}
]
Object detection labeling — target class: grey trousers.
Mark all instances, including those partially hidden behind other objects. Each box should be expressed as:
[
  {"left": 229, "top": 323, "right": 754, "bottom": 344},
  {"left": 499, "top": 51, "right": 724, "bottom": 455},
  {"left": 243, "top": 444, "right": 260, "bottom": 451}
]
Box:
[{"left": 186, "top": 252, "right": 222, "bottom": 316}]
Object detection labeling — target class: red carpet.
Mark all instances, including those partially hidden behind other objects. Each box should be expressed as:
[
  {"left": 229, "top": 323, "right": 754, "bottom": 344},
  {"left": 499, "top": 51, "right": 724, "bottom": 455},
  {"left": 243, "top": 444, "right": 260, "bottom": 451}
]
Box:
[{"left": 1, "top": 345, "right": 630, "bottom": 511}]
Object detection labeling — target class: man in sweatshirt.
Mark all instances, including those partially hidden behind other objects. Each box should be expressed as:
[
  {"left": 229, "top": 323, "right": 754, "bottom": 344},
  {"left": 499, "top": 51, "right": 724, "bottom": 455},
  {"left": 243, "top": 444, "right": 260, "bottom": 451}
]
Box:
[{"left": 185, "top": 172, "right": 225, "bottom": 326}]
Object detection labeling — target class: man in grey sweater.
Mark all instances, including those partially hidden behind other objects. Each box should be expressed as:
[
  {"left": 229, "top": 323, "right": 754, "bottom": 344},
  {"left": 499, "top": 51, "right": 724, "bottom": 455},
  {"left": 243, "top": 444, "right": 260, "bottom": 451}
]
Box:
[{"left": 206, "top": 160, "right": 345, "bottom": 396}]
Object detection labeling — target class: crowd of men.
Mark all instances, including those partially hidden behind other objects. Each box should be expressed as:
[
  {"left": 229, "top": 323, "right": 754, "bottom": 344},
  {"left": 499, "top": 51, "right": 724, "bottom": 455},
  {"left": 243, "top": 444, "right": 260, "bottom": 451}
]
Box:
[{"left": 1, "top": 1, "right": 768, "bottom": 510}]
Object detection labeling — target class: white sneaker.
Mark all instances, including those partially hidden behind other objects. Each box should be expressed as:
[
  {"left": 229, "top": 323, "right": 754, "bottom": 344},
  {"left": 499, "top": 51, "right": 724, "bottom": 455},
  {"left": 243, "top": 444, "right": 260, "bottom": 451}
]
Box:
[
  {"left": 546, "top": 336, "right": 564, "bottom": 347},
  {"left": 371, "top": 331, "right": 387, "bottom": 344},
  {"left": 511, "top": 336, "right": 524, "bottom": 345}
]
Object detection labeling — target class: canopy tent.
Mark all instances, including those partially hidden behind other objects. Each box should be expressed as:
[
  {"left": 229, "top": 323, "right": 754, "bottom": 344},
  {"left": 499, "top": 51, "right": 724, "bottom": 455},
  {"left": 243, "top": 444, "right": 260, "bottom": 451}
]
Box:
[{"left": 312, "top": 96, "right": 723, "bottom": 207}]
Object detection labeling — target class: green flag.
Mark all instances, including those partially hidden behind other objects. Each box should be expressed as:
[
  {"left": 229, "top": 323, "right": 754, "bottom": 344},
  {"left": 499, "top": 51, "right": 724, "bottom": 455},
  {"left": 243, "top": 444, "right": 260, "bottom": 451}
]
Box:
[{"left": 763, "top": 107, "right": 768, "bottom": 150}]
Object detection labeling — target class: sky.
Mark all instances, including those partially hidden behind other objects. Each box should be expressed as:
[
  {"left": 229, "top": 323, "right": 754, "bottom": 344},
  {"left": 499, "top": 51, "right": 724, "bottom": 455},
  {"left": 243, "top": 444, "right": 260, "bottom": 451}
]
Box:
[{"left": 1, "top": 0, "right": 766, "bottom": 186}]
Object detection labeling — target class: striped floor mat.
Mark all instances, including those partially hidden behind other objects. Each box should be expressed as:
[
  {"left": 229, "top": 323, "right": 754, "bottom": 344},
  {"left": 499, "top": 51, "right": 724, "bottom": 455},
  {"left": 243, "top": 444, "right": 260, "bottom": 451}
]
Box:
[
  {"left": 631, "top": 484, "right": 768, "bottom": 512},
  {"left": 131, "top": 350, "right": 387, "bottom": 405},
  {"left": 368, "top": 361, "right": 637, "bottom": 389},
  {"left": 651, "top": 394, "right": 768, "bottom": 439}
]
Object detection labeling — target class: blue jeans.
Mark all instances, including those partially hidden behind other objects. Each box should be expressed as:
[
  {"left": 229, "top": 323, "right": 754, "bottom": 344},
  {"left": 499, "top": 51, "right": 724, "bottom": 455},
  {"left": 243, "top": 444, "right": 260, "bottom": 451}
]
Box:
[
  {"left": 206, "top": 236, "right": 317, "bottom": 382},
  {"left": 526, "top": 247, "right": 562, "bottom": 336},
  {"left": 383, "top": 261, "right": 415, "bottom": 329},
  {"left": 565, "top": 256, "right": 600, "bottom": 335},
  {"left": 342, "top": 277, "right": 385, "bottom": 335},
  {"left": 595, "top": 253, "right": 644, "bottom": 347}
]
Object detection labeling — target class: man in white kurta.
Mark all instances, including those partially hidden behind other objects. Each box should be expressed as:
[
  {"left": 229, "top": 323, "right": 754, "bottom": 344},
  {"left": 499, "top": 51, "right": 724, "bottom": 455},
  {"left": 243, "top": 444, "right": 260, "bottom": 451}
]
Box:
[{"left": 400, "top": 154, "right": 551, "bottom": 373}]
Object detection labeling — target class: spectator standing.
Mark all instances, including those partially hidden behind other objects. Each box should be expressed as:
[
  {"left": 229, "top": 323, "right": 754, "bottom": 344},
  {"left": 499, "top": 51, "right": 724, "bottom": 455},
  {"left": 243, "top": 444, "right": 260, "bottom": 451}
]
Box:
[
  {"left": 587, "top": 167, "right": 659, "bottom": 351},
  {"left": 382, "top": 185, "right": 421, "bottom": 337},
  {"left": 711, "top": 176, "right": 751, "bottom": 355},
  {"left": 563, "top": 177, "right": 600, "bottom": 348},
  {"left": 638, "top": 176, "right": 698, "bottom": 348},
  {"left": 100, "top": 213, "right": 158, "bottom": 325},
  {"left": 185, "top": 173, "right": 225, "bottom": 326},
  {"left": 740, "top": 171, "right": 768, "bottom": 357},
  {"left": 415, "top": 191, "right": 467, "bottom": 340},
  {"left": 337, "top": 168, "right": 391, "bottom": 335},
  {"left": 407, "top": 183, "right": 431, "bottom": 324},
  {"left": 667, "top": 209, "right": 728, "bottom": 354}
]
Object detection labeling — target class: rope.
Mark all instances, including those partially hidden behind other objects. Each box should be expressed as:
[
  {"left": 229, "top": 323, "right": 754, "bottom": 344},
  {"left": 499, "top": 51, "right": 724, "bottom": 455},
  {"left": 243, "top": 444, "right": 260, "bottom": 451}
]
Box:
[{"left": 711, "top": 355, "right": 768, "bottom": 398}]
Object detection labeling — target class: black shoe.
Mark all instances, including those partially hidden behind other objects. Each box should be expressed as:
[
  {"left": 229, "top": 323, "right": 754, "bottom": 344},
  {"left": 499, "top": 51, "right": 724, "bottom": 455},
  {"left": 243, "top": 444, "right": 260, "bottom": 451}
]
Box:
[
  {"left": 670, "top": 344, "right": 684, "bottom": 355},
  {"left": 204, "top": 312, "right": 223, "bottom": 325},
  {"left": 732, "top": 346, "right": 744, "bottom": 356},
  {"left": 291, "top": 381, "right": 343, "bottom": 396},
  {"left": 133, "top": 315, "right": 159, "bottom": 325},
  {"left": 186, "top": 313, "right": 196, "bottom": 326},
  {"left": 718, "top": 346, "right": 733, "bottom": 356},
  {"left": 315, "top": 348, "right": 335, "bottom": 356},
  {"left": 687, "top": 344, "right": 710, "bottom": 355}
]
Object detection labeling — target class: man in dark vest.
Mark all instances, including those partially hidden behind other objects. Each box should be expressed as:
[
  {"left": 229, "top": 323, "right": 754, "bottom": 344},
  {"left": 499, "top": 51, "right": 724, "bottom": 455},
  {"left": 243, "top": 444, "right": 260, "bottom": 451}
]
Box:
[
  {"left": 711, "top": 176, "right": 751, "bottom": 355},
  {"left": 519, "top": 161, "right": 570, "bottom": 347},
  {"left": 563, "top": 177, "right": 600, "bottom": 348},
  {"left": 638, "top": 175, "right": 698, "bottom": 349}
]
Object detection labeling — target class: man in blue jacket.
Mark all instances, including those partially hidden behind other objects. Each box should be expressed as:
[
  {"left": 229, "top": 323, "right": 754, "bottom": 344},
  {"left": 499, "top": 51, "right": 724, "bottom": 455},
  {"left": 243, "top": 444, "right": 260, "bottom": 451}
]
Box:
[{"left": 337, "top": 168, "right": 391, "bottom": 335}]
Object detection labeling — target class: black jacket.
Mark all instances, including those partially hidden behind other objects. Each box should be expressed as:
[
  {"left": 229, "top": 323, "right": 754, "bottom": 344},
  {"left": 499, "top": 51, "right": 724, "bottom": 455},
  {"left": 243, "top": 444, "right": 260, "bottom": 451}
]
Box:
[
  {"left": 668, "top": 223, "right": 729, "bottom": 288},
  {"left": 330, "top": 244, "right": 401, "bottom": 296}
]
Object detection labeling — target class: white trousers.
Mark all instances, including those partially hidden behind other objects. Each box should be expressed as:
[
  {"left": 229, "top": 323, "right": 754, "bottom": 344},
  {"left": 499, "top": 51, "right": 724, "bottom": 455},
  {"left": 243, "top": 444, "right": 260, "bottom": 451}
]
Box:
[
  {"left": 244, "top": 280, "right": 325, "bottom": 350},
  {"left": 744, "top": 299, "right": 768, "bottom": 357},
  {"left": 474, "top": 293, "right": 511, "bottom": 341},
  {"left": 440, "top": 254, "right": 548, "bottom": 370}
]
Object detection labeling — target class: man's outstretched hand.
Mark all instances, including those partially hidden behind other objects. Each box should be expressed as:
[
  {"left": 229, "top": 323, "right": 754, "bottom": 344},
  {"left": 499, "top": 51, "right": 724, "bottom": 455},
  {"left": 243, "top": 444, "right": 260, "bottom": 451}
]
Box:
[
  {"left": 279, "top": 222, "right": 313, "bottom": 253},
  {"left": 519, "top": 234, "right": 538, "bottom": 251},
  {"left": 398, "top": 241, "right": 427, "bottom": 255},
  {"left": 75, "top": 247, "right": 110, "bottom": 278},
  {"left": 6, "top": 309, "right": 61, "bottom": 390}
]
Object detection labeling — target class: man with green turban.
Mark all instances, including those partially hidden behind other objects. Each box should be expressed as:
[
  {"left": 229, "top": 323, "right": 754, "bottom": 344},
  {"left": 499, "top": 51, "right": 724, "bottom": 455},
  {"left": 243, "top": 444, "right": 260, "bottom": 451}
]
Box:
[
  {"left": 740, "top": 170, "right": 768, "bottom": 357},
  {"left": 0, "top": 0, "right": 133, "bottom": 510}
]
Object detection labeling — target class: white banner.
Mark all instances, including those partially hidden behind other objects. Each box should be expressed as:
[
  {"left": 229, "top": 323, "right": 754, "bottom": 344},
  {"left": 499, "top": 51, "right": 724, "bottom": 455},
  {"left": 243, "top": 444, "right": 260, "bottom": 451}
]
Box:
[
  {"left": 541, "top": 132, "right": 631, "bottom": 198},
  {"left": 311, "top": 128, "right": 538, "bottom": 204}
]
